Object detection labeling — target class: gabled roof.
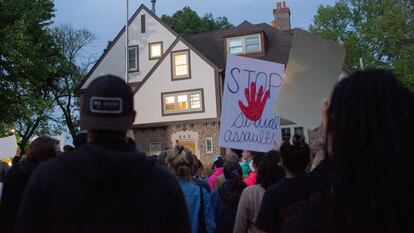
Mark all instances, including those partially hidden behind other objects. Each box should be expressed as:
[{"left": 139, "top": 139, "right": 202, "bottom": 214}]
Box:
[
  {"left": 185, "top": 21, "right": 293, "bottom": 69},
  {"left": 77, "top": 4, "right": 178, "bottom": 93},
  {"left": 131, "top": 34, "right": 222, "bottom": 95}
]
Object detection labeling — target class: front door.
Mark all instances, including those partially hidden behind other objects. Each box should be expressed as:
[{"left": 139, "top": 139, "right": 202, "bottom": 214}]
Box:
[{"left": 177, "top": 139, "right": 196, "bottom": 154}]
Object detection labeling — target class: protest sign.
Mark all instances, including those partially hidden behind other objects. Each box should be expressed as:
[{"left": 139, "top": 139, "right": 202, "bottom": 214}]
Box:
[
  {"left": 0, "top": 135, "right": 17, "bottom": 160},
  {"left": 219, "top": 55, "right": 285, "bottom": 152},
  {"left": 274, "top": 29, "right": 346, "bottom": 130}
]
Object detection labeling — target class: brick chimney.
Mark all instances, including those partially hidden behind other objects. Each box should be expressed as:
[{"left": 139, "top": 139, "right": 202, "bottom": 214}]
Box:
[{"left": 272, "top": 0, "right": 291, "bottom": 31}]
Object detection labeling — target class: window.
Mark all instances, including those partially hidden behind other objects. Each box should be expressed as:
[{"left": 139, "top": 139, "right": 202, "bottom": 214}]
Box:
[
  {"left": 205, "top": 138, "right": 213, "bottom": 154},
  {"left": 141, "top": 14, "right": 146, "bottom": 33},
  {"left": 150, "top": 142, "right": 161, "bottom": 155},
  {"left": 171, "top": 50, "right": 190, "bottom": 80},
  {"left": 128, "top": 46, "right": 138, "bottom": 72},
  {"left": 246, "top": 36, "right": 260, "bottom": 53},
  {"left": 162, "top": 89, "right": 203, "bottom": 115},
  {"left": 226, "top": 33, "right": 262, "bottom": 55},
  {"left": 281, "top": 128, "right": 291, "bottom": 142},
  {"left": 149, "top": 42, "right": 163, "bottom": 59},
  {"left": 294, "top": 127, "right": 304, "bottom": 136},
  {"left": 229, "top": 39, "right": 243, "bottom": 54}
]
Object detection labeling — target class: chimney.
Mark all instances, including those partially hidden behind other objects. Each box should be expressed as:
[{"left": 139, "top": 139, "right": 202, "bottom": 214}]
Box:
[
  {"left": 277, "top": 1, "right": 282, "bottom": 9},
  {"left": 151, "top": 0, "right": 156, "bottom": 14},
  {"left": 273, "top": 0, "right": 291, "bottom": 31}
]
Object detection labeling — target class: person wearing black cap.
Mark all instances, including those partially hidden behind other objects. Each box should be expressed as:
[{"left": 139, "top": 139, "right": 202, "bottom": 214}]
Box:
[{"left": 15, "top": 75, "right": 191, "bottom": 233}]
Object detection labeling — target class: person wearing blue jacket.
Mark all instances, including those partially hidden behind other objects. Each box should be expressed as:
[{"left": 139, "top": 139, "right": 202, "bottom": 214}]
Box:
[{"left": 167, "top": 145, "right": 216, "bottom": 233}]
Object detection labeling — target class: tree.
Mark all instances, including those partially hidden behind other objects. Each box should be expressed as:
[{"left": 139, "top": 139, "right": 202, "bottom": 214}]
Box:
[
  {"left": 52, "top": 24, "right": 97, "bottom": 140},
  {"left": 0, "top": 0, "right": 66, "bottom": 153},
  {"left": 310, "top": 0, "right": 414, "bottom": 92},
  {"left": 161, "top": 7, "right": 233, "bottom": 36},
  {"left": 0, "top": 0, "right": 59, "bottom": 136},
  {"left": 15, "top": 89, "right": 62, "bottom": 153}
]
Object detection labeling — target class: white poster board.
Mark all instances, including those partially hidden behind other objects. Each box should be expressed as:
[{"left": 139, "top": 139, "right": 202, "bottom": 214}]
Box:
[
  {"left": 274, "top": 29, "right": 346, "bottom": 130},
  {"left": 219, "top": 55, "right": 285, "bottom": 152},
  {"left": 0, "top": 135, "right": 17, "bottom": 160}
]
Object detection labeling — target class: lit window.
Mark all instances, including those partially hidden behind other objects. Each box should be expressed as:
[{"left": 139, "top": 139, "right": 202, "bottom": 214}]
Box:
[
  {"left": 162, "top": 89, "right": 203, "bottom": 115},
  {"left": 227, "top": 33, "right": 262, "bottom": 55},
  {"left": 150, "top": 142, "right": 161, "bottom": 155},
  {"left": 190, "top": 93, "right": 201, "bottom": 109},
  {"left": 281, "top": 128, "right": 291, "bottom": 142},
  {"left": 172, "top": 50, "right": 190, "bottom": 80},
  {"left": 149, "top": 42, "right": 163, "bottom": 59},
  {"left": 205, "top": 138, "right": 213, "bottom": 154},
  {"left": 128, "top": 46, "right": 138, "bottom": 72},
  {"left": 165, "top": 96, "right": 176, "bottom": 112},
  {"left": 177, "top": 95, "right": 188, "bottom": 111}
]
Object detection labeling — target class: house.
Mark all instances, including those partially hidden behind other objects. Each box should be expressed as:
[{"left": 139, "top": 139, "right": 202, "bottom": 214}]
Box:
[{"left": 79, "top": 1, "right": 349, "bottom": 164}]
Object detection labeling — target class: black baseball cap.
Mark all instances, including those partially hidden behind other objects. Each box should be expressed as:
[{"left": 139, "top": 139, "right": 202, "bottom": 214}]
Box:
[{"left": 80, "top": 75, "right": 135, "bottom": 131}]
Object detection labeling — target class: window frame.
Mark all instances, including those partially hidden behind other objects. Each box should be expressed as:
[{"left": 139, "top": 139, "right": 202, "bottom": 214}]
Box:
[
  {"left": 171, "top": 49, "right": 191, "bottom": 81},
  {"left": 149, "top": 142, "right": 161, "bottom": 156},
  {"left": 128, "top": 45, "right": 139, "bottom": 72},
  {"left": 161, "top": 89, "right": 204, "bottom": 116},
  {"left": 225, "top": 33, "right": 264, "bottom": 56},
  {"left": 281, "top": 128, "right": 291, "bottom": 142},
  {"left": 205, "top": 137, "right": 213, "bottom": 154},
  {"left": 148, "top": 41, "right": 163, "bottom": 60}
]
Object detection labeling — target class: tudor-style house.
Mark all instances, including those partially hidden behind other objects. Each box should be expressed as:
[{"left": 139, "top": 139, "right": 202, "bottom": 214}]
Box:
[{"left": 79, "top": 1, "right": 349, "bottom": 164}]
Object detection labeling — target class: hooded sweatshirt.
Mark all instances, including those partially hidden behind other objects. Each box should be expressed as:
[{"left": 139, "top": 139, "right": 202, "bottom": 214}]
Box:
[
  {"left": 208, "top": 167, "right": 224, "bottom": 191},
  {"left": 15, "top": 140, "right": 191, "bottom": 233},
  {"left": 244, "top": 172, "right": 257, "bottom": 186}
]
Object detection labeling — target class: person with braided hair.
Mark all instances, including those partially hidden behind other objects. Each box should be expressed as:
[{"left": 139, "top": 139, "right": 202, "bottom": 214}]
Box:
[
  {"left": 319, "top": 69, "right": 414, "bottom": 233},
  {"left": 166, "top": 145, "right": 216, "bottom": 233}
]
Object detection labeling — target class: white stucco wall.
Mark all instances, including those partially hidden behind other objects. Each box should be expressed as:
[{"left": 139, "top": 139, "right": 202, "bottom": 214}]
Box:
[
  {"left": 134, "top": 41, "right": 218, "bottom": 125},
  {"left": 81, "top": 7, "right": 176, "bottom": 89}
]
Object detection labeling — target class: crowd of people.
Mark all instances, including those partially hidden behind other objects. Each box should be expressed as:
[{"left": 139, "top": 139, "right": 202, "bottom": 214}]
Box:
[{"left": 0, "top": 69, "right": 412, "bottom": 233}]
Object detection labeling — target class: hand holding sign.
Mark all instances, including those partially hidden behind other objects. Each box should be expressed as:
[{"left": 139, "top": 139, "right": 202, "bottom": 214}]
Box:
[{"left": 238, "top": 82, "right": 270, "bottom": 121}]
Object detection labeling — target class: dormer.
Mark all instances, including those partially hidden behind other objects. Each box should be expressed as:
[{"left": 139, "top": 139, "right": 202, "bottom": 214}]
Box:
[{"left": 223, "top": 21, "right": 266, "bottom": 57}]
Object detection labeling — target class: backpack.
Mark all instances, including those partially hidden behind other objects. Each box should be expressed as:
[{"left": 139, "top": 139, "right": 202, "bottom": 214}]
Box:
[{"left": 215, "top": 187, "right": 239, "bottom": 233}]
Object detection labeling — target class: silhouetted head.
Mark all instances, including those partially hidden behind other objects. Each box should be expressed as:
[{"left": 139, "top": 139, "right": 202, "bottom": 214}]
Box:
[
  {"left": 326, "top": 69, "right": 414, "bottom": 233},
  {"left": 28, "top": 136, "right": 60, "bottom": 164},
  {"left": 256, "top": 150, "right": 284, "bottom": 189},
  {"left": 279, "top": 137, "right": 310, "bottom": 175}
]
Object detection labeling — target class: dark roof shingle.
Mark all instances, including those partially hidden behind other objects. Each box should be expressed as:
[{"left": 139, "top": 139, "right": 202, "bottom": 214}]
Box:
[{"left": 185, "top": 21, "right": 293, "bottom": 70}]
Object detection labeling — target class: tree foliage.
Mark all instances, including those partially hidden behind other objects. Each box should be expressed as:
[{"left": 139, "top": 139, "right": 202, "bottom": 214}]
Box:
[
  {"left": 161, "top": 7, "right": 233, "bottom": 36},
  {"left": 0, "top": 0, "right": 64, "bottom": 151},
  {"left": 310, "top": 0, "right": 414, "bottom": 91},
  {"left": 52, "top": 24, "right": 96, "bottom": 140}
]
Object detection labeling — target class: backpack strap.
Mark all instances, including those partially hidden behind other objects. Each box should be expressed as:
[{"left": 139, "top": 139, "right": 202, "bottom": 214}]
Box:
[{"left": 198, "top": 185, "right": 208, "bottom": 233}]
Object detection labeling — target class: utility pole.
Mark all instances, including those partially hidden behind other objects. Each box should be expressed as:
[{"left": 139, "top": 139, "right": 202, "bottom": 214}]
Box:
[{"left": 125, "top": 0, "right": 129, "bottom": 83}]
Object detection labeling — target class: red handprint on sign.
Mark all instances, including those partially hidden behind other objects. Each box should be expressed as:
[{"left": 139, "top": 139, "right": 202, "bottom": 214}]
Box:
[{"left": 238, "top": 82, "right": 270, "bottom": 121}]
